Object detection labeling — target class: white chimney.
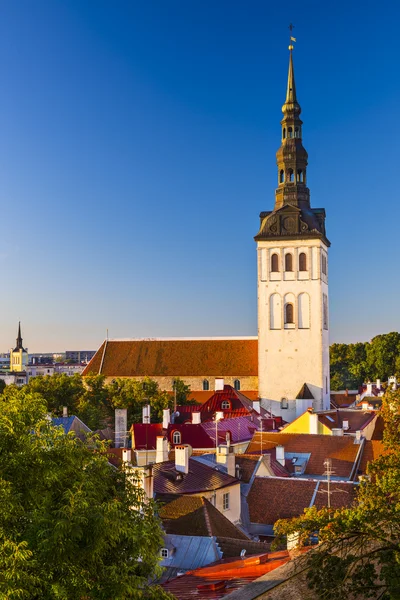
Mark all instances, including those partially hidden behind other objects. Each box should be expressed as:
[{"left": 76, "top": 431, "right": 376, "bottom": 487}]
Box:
[
  {"left": 142, "top": 405, "right": 150, "bottom": 424},
  {"left": 276, "top": 445, "right": 285, "bottom": 466},
  {"left": 142, "top": 465, "right": 154, "bottom": 500},
  {"left": 215, "top": 378, "right": 224, "bottom": 391},
  {"left": 366, "top": 382, "right": 372, "bottom": 395},
  {"left": 162, "top": 409, "right": 170, "bottom": 429},
  {"left": 309, "top": 413, "right": 318, "bottom": 435},
  {"left": 216, "top": 445, "right": 236, "bottom": 477},
  {"left": 192, "top": 412, "right": 201, "bottom": 424},
  {"left": 332, "top": 428, "right": 344, "bottom": 436},
  {"left": 355, "top": 430, "right": 362, "bottom": 443},
  {"left": 215, "top": 411, "right": 224, "bottom": 421},
  {"left": 175, "top": 445, "right": 189, "bottom": 474},
  {"left": 156, "top": 436, "right": 168, "bottom": 463},
  {"left": 122, "top": 449, "right": 131, "bottom": 463},
  {"left": 376, "top": 379, "right": 381, "bottom": 389},
  {"left": 62, "top": 406, "right": 68, "bottom": 418},
  {"left": 253, "top": 401, "right": 261, "bottom": 414},
  {"left": 342, "top": 420, "right": 349, "bottom": 431},
  {"left": 362, "top": 402, "right": 369, "bottom": 410}
]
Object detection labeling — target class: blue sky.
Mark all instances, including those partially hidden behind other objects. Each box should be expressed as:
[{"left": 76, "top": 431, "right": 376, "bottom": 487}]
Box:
[{"left": 0, "top": 0, "right": 398, "bottom": 352}]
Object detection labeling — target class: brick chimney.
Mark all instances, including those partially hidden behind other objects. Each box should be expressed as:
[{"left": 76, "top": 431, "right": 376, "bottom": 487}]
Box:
[{"left": 175, "top": 445, "right": 189, "bottom": 474}]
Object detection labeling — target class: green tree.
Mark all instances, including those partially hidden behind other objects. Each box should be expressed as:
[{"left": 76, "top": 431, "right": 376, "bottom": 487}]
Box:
[
  {"left": 365, "top": 332, "right": 400, "bottom": 381},
  {"left": 25, "top": 373, "right": 85, "bottom": 415},
  {"left": 76, "top": 374, "right": 112, "bottom": 430},
  {"left": 0, "top": 386, "right": 172, "bottom": 600},
  {"left": 109, "top": 378, "right": 173, "bottom": 426},
  {"left": 274, "top": 387, "right": 400, "bottom": 599}
]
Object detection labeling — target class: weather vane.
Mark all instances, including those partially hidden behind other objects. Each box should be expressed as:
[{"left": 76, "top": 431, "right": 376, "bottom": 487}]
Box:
[{"left": 288, "top": 23, "right": 296, "bottom": 50}]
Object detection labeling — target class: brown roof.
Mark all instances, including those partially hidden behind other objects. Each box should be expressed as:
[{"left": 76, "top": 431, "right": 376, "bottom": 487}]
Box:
[
  {"left": 216, "top": 537, "right": 271, "bottom": 558},
  {"left": 235, "top": 455, "right": 260, "bottom": 483},
  {"left": 247, "top": 432, "right": 360, "bottom": 478},
  {"left": 82, "top": 338, "right": 258, "bottom": 377},
  {"left": 248, "top": 478, "right": 316, "bottom": 524},
  {"left": 358, "top": 440, "right": 387, "bottom": 474},
  {"left": 160, "top": 496, "right": 248, "bottom": 540},
  {"left": 153, "top": 458, "right": 239, "bottom": 496},
  {"left": 317, "top": 410, "right": 377, "bottom": 433},
  {"left": 248, "top": 478, "right": 358, "bottom": 525}
]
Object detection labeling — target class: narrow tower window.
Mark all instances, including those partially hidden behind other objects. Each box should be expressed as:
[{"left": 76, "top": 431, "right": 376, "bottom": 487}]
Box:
[
  {"left": 288, "top": 127, "right": 293, "bottom": 138},
  {"left": 297, "top": 169, "right": 304, "bottom": 183},
  {"left": 283, "top": 128, "right": 286, "bottom": 139},
  {"left": 279, "top": 169, "right": 284, "bottom": 183},
  {"left": 288, "top": 169, "right": 294, "bottom": 182},
  {"left": 203, "top": 379, "right": 209, "bottom": 391},
  {"left": 234, "top": 379, "right": 241, "bottom": 391},
  {"left": 285, "top": 303, "right": 294, "bottom": 324},
  {"left": 299, "top": 252, "right": 307, "bottom": 271},
  {"left": 285, "top": 253, "right": 293, "bottom": 272},
  {"left": 322, "top": 254, "right": 327, "bottom": 275},
  {"left": 294, "top": 126, "right": 299, "bottom": 137},
  {"left": 271, "top": 253, "right": 279, "bottom": 272}
]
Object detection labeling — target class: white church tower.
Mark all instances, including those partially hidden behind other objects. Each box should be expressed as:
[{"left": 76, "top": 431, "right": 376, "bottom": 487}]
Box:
[{"left": 255, "top": 43, "right": 330, "bottom": 420}]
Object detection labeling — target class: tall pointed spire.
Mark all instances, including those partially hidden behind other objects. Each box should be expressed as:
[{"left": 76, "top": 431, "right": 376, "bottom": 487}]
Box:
[
  {"left": 285, "top": 47, "right": 297, "bottom": 105},
  {"left": 15, "top": 322, "right": 24, "bottom": 351}
]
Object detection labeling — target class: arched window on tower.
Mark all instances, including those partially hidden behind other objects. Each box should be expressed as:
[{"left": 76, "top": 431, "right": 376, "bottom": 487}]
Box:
[
  {"left": 271, "top": 253, "right": 279, "bottom": 272},
  {"left": 234, "top": 379, "right": 241, "bottom": 391},
  {"left": 279, "top": 169, "right": 284, "bottom": 183},
  {"left": 299, "top": 252, "right": 307, "bottom": 271},
  {"left": 297, "top": 169, "right": 304, "bottom": 183},
  {"left": 285, "top": 303, "right": 294, "bottom": 324},
  {"left": 294, "top": 126, "right": 299, "bottom": 138},
  {"left": 285, "top": 253, "right": 293, "bottom": 272},
  {"left": 283, "top": 128, "right": 286, "bottom": 139},
  {"left": 203, "top": 379, "right": 209, "bottom": 391},
  {"left": 288, "top": 169, "right": 294, "bottom": 182},
  {"left": 288, "top": 127, "right": 293, "bottom": 138}
]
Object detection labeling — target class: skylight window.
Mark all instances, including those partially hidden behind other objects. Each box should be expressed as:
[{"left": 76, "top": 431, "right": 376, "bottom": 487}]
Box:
[{"left": 326, "top": 416, "right": 335, "bottom": 422}]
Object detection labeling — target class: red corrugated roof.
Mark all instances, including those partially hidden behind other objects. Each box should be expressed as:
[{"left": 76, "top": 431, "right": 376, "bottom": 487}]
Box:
[{"left": 161, "top": 551, "right": 292, "bottom": 599}]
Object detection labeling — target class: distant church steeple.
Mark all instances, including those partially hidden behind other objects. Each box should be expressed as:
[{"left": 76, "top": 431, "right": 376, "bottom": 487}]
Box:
[{"left": 10, "top": 322, "right": 28, "bottom": 372}]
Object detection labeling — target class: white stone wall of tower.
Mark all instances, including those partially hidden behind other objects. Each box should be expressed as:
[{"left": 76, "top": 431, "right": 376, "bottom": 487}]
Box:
[{"left": 257, "top": 238, "right": 330, "bottom": 420}]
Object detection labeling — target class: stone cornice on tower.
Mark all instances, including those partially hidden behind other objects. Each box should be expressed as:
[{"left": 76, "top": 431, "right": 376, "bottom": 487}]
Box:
[{"left": 255, "top": 45, "right": 330, "bottom": 247}]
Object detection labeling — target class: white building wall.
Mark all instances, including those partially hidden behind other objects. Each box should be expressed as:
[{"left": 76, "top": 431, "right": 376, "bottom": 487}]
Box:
[{"left": 257, "top": 238, "right": 330, "bottom": 420}]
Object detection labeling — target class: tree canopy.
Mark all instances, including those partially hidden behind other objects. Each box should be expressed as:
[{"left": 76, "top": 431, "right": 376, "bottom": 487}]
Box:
[
  {"left": 0, "top": 386, "right": 173, "bottom": 599},
  {"left": 274, "top": 387, "right": 400, "bottom": 599}
]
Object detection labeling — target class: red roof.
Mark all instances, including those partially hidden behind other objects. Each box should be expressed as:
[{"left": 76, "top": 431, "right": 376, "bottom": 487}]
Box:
[
  {"left": 162, "top": 551, "right": 292, "bottom": 599},
  {"left": 153, "top": 458, "right": 238, "bottom": 496}
]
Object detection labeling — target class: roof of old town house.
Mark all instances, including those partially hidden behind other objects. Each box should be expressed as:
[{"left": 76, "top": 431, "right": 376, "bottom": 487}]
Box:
[
  {"left": 82, "top": 337, "right": 258, "bottom": 377},
  {"left": 247, "top": 432, "right": 361, "bottom": 479},
  {"left": 153, "top": 458, "right": 239, "bottom": 496},
  {"left": 247, "top": 478, "right": 357, "bottom": 525},
  {"left": 159, "top": 496, "right": 249, "bottom": 540},
  {"left": 317, "top": 409, "right": 377, "bottom": 433}
]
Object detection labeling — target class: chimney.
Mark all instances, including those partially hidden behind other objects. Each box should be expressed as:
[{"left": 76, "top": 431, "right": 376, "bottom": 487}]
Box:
[
  {"left": 276, "top": 445, "right": 285, "bottom": 466},
  {"left": 342, "top": 420, "right": 349, "bottom": 431},
  {"left": 192, "top": 412, "right": 201, "bottom": 424},
  {"left": 215, "top": 411, "right": 224, "bottom": 422},
  {"left": 156, "top": 436, "right": 168, "bottom": 463},
  {"left": 62, "top": 406, "right": 68, "bottom": 418},
  {"left": 162, "top": 409, "right": 170, "bottom": 429},
  {"left": 175, "top": 445, "right": 189, "bottom": 474},
  {"left": 309, "top": 413, "right": 318, "bottom": 435},
  {"left": 332, "top": 428, "right": 344, "bottom": 436},
  {"left": 376, "top": 379, "right": 381, "bottom": 389},
  {"left": 345, "top": 389, "right": 349, "bottom": 397},
  {"left": 216, "top": 444, "right": 236, "bottom": 477},
  {"left": 122, "top": 449, "right": 131, "bottom": 463},
  {"left": 142, "top": 405, "right": 150, "bottom": 424},
  {"left": 366, "top": 382, "right": 372, "bottom": 395},
  {"left": 355, "top": 430, "right": 362, "bottom": 444},
  {"left": 362, "top": 402, "right": 369, "bottom": 410},
  {"left": 142, "top": 464, "right": 154, "bottom": 500},
  {"left": 253, "top": 400, "right": 261, "bottom": 414},
  {"left": 215, "top": 378, "right": 224, "bottom": 391}
]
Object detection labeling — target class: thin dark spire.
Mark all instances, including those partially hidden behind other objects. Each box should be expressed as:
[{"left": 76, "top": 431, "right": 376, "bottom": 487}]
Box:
[{"left": 15, "top": 321, "right": 23, "bottom": 350}]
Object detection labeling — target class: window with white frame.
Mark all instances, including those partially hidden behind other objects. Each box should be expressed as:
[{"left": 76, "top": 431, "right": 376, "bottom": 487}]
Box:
[
  {"left": 172, "top": 430, "right": 181, "bottom": 445},
  {"left": 223, "top": 492, "right": 230, "bottom": 511},
  {"left": 221, "top": 400, "right": 231, "bottom": 410},
  {"left": 160, "top": 548, "right": 169, "bottom": 559}
]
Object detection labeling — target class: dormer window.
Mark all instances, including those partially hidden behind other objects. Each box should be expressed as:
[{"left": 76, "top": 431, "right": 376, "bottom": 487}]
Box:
[
  {"left": 172, "top": 430, "right": 181, "bottom": 445},
  {"left": 221, "top": 400, "right": 231, "bottom": 410}
]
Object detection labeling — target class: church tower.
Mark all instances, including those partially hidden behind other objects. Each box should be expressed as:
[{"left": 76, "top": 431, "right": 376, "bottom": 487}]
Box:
[
  {"left": 255, "top": 43, "right": 330, "bottom": 419},
  {"left": 10, "top": 322, "right": 28, "bottom": 372}
]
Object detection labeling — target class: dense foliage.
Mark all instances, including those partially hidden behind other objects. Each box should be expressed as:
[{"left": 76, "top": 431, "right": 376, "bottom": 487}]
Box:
[
  {"left": 330, "top": 331, "right": 400, "bottom": 390},
  {"left": 20, "top": 374, "right": 198, "bottom": 430},
  {"left": 274, "top": 387, "right": 400, "bottom": 599},
  {"left": 0, "top": 387, "right": 173, "bottom": 599}
]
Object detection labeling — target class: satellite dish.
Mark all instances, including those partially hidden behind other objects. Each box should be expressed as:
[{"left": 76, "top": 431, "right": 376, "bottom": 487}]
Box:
[{"left": 186, "top": 444, "right": 193, "bottom": 457}]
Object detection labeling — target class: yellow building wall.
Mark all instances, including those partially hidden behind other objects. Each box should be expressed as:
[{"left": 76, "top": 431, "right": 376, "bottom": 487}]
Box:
[{"left": 282, "top": 411, "right": 331, "bottom": 435}]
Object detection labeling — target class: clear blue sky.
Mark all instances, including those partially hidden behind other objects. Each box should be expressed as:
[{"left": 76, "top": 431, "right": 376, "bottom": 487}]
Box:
[{"left": 0, "top": 0, "right": 398, "bottom": 352}]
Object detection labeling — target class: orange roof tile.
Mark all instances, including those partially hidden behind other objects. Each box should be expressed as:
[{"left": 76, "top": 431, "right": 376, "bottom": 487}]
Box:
[
  {"left": 358, "top": 440, "right": 387, "bottom": 474},
  {"left": 82, "top": 338, "right": 258, "bottom": 377}
]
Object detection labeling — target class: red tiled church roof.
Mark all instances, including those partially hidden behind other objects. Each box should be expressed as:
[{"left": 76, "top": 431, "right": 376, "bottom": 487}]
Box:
[{"left": 82, "top": 338, "right": 258, "bottom": 377}]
